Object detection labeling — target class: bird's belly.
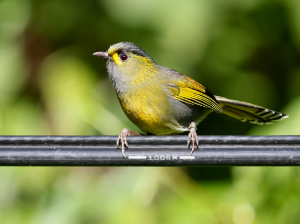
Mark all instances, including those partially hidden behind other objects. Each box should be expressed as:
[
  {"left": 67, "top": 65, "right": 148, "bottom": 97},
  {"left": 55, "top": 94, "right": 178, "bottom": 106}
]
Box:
[
  {"left": 118, "top": 90, "right": 212, "bottom": 135},
  {"left": 119, "top": 92, "right": 177, "bottom": 134}
]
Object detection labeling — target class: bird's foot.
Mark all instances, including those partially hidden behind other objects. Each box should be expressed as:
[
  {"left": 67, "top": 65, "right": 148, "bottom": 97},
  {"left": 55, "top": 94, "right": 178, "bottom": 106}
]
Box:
[
  {"left": 117, "top": 128, "right": 129, "bottom": 158},
  {"left": 117, "top": 128, "right": 140, "bottom": 158},
  {"left": 187, "top": 122, "right": 199, "bottom": 156}
]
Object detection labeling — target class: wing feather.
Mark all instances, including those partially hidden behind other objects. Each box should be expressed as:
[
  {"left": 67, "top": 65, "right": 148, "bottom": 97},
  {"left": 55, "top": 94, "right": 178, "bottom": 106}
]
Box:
[{"left": 173, "top": 88, "right": 223, "bottom": 113}]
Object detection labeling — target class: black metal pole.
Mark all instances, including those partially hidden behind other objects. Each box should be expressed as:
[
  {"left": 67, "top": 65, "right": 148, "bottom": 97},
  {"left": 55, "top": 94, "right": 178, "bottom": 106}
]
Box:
[{"left": 0, "top": 135, "right": 299, "bottom": 166}]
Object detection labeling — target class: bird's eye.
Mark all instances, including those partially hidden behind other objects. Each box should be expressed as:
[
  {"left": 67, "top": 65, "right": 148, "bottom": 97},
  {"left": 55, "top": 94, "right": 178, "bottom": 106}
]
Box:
[{"left": 120, "top": 53, "right": 128, "bottom": 61}]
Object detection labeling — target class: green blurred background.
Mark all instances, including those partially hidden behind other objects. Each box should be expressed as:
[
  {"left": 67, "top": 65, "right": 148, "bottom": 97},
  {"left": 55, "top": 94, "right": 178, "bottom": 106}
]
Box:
[{"left": 1, "top": 0, "right": 300, "bottom": 223}]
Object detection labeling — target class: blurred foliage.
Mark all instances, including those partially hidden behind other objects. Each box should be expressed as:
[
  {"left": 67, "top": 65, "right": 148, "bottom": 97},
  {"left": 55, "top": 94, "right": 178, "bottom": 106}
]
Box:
[{"left": 0, "top": 0, "right": 300, "bottom": 223}]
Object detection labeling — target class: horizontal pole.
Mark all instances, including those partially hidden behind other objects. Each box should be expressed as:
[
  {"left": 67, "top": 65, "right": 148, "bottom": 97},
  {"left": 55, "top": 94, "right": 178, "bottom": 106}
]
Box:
[{"left": 0, "top": 135, "right": 299, "bottom": 166}]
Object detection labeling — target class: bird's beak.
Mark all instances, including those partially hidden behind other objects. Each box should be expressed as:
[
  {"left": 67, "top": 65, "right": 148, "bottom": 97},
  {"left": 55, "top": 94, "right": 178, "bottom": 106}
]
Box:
[{"left": 93, "top": 51, "right": 110, "bottom": 60}]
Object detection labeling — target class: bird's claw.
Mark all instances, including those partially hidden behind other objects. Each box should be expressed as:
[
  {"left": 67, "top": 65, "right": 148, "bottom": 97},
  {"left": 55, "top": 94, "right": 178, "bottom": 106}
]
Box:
[
  {"left": 116, "top": 129, "right": 141, "bottom": 158},
  {"left": 117, "top": 128, "right": 130, "bottom": 158},
  {"left": 187, "top": 122, "right": 199, "bottom": 156}
]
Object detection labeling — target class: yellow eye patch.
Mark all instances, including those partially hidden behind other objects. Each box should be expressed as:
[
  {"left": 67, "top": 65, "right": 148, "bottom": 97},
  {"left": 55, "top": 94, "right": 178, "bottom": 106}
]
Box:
[{"left": 112, "top": 53, "right": 122, "bottom": 65}]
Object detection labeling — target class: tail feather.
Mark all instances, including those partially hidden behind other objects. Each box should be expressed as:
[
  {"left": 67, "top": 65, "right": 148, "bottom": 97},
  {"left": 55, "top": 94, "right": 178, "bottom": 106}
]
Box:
[{"left": 215, "top": 96, "right": 288, "bottom": 125}]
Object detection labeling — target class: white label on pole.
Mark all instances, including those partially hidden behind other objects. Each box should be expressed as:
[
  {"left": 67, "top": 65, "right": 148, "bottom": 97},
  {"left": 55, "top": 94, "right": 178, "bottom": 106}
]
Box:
[
  {"left": 128, "top": 156, "right": 147, "bottom": 159},
  {"left": 180, "top": 156, "right": 195, "bottom": 160}
]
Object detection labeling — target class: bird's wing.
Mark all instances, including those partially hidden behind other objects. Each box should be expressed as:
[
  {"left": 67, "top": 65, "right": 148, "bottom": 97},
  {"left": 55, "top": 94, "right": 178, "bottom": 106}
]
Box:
[{"left": 166, "top": 75, "right": 223, "bottom": 113}]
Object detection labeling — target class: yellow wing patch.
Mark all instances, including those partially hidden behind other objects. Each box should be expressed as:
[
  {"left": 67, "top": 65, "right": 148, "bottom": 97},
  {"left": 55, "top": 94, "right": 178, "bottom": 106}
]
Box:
[{"left": 173, "top": 87, "right": 223, "bottom": 113}]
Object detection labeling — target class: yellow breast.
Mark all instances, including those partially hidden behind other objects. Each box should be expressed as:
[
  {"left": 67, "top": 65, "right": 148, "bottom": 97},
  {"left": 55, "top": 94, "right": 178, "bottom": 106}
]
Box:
[{"left": 118, "top": 84, "right": 176, "bottom": 134}]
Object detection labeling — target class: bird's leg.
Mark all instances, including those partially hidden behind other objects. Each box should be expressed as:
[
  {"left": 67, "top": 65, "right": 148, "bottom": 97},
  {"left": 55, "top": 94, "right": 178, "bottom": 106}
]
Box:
[
  {"left": 187, "top": 122, "right": 199, "bottom": 156},
  {"left": 117, "top": 128, "right": 141, "bottom": 158}
]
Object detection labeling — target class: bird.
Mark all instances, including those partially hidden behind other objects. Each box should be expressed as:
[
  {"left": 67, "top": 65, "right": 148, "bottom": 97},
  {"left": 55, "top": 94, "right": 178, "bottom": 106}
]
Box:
[{"left": 93, "top": 42, "right": 288, "bottom": 158}]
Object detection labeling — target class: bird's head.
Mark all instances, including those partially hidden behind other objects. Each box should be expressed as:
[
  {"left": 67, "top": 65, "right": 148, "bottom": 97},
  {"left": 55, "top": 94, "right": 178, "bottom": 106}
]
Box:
[
  {"left": 93, "top": 42, "right": 158, "bottom": 89},
  {"left": 94, "top": 42, "right": 155, "bottom": 72}
]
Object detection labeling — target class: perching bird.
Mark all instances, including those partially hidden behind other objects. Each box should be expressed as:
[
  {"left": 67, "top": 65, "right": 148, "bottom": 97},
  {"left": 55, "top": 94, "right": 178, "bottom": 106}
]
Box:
[{"left": 93, "top": 42, "right": 288, "bottom": 158}]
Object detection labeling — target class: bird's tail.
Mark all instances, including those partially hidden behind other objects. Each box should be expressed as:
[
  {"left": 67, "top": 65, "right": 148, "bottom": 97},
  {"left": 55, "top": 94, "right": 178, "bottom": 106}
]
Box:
[{"left": 215, "top": 96, "right": 288, "bottom": 125}]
